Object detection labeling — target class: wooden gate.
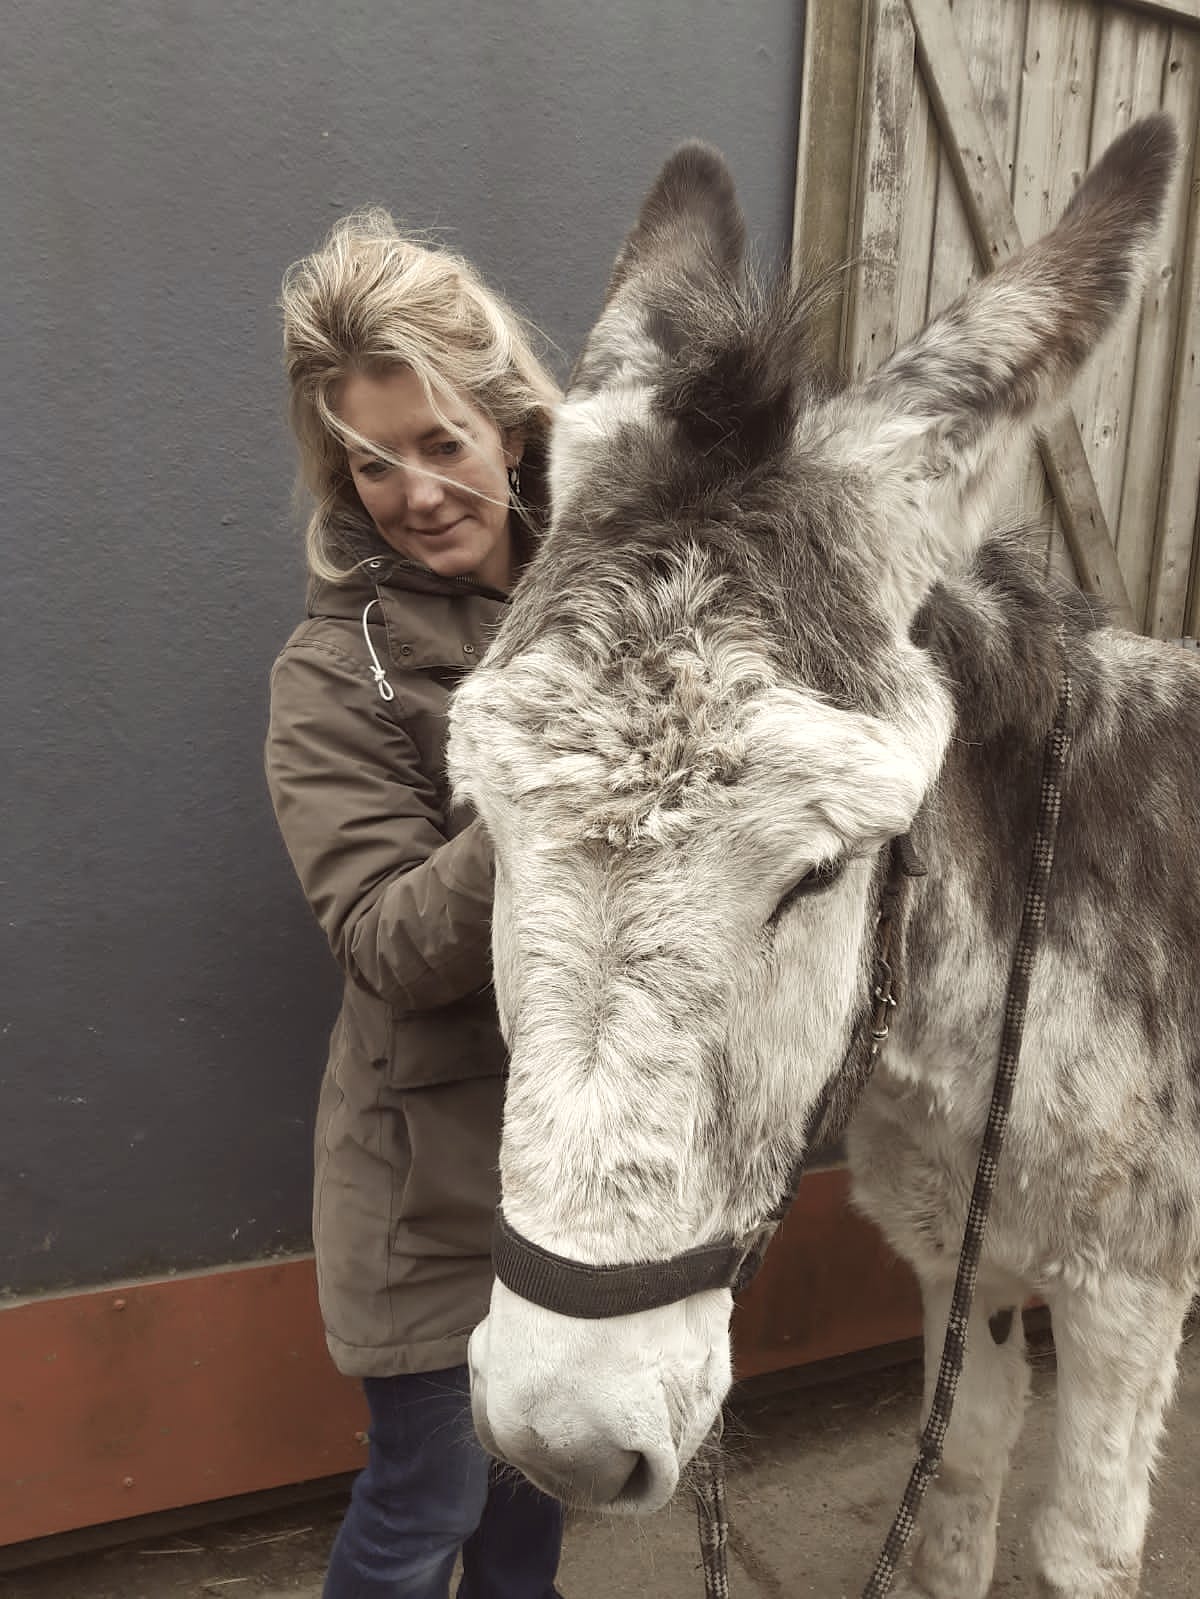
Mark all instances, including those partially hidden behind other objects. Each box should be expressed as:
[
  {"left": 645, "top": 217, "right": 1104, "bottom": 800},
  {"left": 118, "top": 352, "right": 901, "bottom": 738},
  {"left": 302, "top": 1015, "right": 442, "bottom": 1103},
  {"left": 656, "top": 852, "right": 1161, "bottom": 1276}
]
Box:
[{"left": 794, "top": 0, "right": 1200, "bottom": 636}]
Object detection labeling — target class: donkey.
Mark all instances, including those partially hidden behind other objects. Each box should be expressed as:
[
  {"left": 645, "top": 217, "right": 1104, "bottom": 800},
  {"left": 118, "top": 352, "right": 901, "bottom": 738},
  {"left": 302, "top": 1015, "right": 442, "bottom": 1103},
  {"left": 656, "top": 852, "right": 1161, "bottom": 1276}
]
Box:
[{"left": 448, "top": 116, "right": 1198, "bottom": 1598}]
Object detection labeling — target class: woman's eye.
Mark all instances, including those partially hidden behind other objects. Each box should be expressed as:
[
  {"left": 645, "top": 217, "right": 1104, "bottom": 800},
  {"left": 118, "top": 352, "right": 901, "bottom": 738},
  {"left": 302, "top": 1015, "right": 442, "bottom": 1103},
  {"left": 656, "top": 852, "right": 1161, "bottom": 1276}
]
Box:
[
  {"left": 770, "top": 856, "right": 847, "bottom": 923},
  {"left": 434, "top": 439, "right": 464, "bottom": 458},
  {"left": 357, "top": 460, "right": 388, "bottom": 479}
]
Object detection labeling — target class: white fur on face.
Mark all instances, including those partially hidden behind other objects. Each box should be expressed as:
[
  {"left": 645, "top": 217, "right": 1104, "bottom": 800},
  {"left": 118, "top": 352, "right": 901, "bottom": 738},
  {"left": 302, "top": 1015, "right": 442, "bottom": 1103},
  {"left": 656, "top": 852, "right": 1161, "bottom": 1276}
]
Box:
[
  {"left": 449, "top": 631, "right": 952, "bottom": 1507},
  {"left": 452, "top": 634, "right": 953, "bottom": 1257}
]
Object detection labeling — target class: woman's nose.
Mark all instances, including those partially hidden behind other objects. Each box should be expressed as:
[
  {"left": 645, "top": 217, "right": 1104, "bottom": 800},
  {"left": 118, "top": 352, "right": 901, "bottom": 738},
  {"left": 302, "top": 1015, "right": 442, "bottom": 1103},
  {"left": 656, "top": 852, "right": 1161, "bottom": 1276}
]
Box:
[{"left": 406, "top": 467, "right": 444, "bottom": 514}]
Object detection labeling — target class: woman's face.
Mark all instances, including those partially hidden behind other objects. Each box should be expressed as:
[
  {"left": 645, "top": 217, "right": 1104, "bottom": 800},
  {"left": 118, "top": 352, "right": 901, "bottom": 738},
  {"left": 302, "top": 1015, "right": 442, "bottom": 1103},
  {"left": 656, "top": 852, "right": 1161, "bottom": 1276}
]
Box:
[{"left": 337, "top": 368, "right": 521, "bottom": 591}]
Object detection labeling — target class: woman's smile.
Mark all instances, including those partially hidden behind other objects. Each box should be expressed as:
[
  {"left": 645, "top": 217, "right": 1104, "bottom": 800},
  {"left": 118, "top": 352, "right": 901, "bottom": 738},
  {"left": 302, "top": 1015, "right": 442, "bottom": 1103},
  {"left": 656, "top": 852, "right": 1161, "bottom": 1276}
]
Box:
[{"left": 410, "top": 516, "right": 465, "bottom": 539}]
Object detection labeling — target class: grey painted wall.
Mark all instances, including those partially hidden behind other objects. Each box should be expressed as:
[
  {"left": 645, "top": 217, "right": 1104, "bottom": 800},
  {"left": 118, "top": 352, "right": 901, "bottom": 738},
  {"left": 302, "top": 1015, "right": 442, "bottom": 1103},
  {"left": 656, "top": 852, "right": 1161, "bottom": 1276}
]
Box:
[{"left": 1, "top": 1, "right": 803, "bottom": 1294}]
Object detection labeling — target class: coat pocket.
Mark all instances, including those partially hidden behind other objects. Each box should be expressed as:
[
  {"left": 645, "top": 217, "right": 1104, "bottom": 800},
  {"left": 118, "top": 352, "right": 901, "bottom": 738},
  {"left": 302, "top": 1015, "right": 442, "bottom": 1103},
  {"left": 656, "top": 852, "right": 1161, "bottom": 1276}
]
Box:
[{"left": 384, "top": 992, "right": 507, "bottom": 1090}]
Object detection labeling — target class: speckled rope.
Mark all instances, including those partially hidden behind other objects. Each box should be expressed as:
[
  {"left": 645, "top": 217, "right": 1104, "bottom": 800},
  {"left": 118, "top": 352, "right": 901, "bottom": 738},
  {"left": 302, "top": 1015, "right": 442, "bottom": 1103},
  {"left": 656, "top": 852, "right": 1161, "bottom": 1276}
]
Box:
[
  {"left": 688, "top": 840, "right": 924, "bottom": 1599},
  {"left": 692, "top": 655, "right": 1072, "bottom": 1599},
  {"left": 861, "top": 649, "right": 1073, "bottom": 1598},
  {"left": 693, "top": 1444, "right": 731, "bottom": 1599}
]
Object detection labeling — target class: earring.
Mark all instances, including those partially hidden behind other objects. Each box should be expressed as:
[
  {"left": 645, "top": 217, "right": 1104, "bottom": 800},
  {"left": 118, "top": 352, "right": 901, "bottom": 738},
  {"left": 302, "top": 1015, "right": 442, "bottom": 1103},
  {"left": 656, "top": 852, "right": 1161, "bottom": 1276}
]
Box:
[{"left": 507, "top": 462, "right": 522, "bottom": 497}]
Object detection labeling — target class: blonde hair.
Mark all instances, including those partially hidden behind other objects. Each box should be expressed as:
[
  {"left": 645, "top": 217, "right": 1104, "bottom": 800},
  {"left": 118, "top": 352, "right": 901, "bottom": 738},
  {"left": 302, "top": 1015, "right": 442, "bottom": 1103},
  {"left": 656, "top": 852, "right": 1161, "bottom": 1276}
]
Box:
[{"left": 281, "top": 208, "right": 561, "bottom": 582}]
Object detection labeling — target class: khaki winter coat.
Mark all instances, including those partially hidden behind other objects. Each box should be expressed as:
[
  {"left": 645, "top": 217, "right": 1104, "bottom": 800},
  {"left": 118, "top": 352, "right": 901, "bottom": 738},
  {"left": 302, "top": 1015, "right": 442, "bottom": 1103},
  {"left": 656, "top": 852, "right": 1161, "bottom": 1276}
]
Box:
[{"left": 266, "top": 553, "right": 510, "bottom": 1377}]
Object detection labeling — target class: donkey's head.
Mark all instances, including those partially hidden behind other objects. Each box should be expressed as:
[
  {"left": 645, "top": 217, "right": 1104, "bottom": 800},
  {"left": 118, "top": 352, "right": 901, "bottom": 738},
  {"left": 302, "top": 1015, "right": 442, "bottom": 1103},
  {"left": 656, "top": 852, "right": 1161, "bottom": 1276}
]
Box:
[{"left": 448, "top": 119, "right": 1175, "bottom": 1511}]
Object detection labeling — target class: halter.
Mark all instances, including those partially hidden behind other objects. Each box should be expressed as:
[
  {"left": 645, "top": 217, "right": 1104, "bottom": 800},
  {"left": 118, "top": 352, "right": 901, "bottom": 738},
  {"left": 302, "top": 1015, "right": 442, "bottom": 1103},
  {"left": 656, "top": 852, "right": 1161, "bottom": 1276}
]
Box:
[
  {"left": 492, "top": 833, "right": 926, "bottom": 1318},
  {"left": 487, "top": 647, "right": 1071, "bottom": 1599}
]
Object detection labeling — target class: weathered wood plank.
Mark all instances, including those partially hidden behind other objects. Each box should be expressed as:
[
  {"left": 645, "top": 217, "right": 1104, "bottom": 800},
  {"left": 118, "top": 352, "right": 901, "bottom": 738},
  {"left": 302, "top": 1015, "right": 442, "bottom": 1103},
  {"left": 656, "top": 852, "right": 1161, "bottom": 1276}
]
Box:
[
  {"left": 846, "top": 0, "right": 917, "bottom": 380},
  {"left": 908, "top": 0, "right": 1135, "bottom": 623},
  {"left": 1113, "top": 0, "right": 1200, "bottom": 26},
  {"left": 1016, "top": 0, "right": 1104, "bottom": 579},
  {"left": 1143, "top": 29, "right": 1200, "bottom": 637},
  {"left": 1188, "top": 509, "right": 1200, "bottom": 636},
  {"left": 1015, "top": 1, "right": 1101, "bottom": 231},
  {"left": 925, "top": 127, "right": 976, "bottom": 320},
  {"left": 908, "top": 0, "right": 1025, "bottom": 259},
  {"left": 1113, "top": 15, "right": 1195, "bottom": 629},
  {"left": 1145, "top": 37, "right": 1200, "bottom": 636},
  {"left": 1073, "top": 7, "right": 1169, "bottom": 620},
  {"left": 791, "top": 0, "right": 866, "bottom": 373},
  {"left": 892, "top": 48, "right": 940, "bottom": 345},
  {"left": 926, "top": 0, "right": 1028, "bottom": 319},
  {"left": 1004, "top": 1, "right": 1060, "bottom": 558},
  {"left": 1037, "top": 416, "right": 1133, "bottom": 619},
  {"left": 936, "top": 0, "right": 1053, "bottom": 543}
]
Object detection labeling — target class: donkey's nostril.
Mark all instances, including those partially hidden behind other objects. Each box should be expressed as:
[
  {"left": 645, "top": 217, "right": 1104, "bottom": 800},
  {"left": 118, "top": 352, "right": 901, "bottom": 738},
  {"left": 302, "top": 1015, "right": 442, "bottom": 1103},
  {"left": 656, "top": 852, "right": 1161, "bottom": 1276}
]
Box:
[
  {"left": 577, "top": 1448, "right": 643, "bottom": 1508},
  {"left": 616, "top": 1451, "right": 654, "bottom": 1505}
]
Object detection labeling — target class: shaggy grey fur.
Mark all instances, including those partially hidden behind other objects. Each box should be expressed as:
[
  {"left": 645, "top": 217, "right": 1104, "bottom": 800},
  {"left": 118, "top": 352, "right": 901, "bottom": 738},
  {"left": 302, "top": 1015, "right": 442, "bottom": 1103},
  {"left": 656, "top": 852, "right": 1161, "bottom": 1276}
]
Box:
[{"left": 452, "top": 117, "right": 1195, "bottom": 1598}]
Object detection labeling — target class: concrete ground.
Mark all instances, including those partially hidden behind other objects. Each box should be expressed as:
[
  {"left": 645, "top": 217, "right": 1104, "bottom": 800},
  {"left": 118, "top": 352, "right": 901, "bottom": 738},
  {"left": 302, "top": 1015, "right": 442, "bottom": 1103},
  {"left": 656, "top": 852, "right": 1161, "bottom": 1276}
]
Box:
[{"left": 3, "top": 1323, "right": 1197, "bottom": 1599}]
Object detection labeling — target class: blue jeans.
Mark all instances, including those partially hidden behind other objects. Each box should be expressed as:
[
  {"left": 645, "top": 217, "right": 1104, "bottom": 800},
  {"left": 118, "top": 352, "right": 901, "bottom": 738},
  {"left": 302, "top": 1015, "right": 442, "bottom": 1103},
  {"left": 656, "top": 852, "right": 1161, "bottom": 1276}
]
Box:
[{"left": 322, "top": 1365, "right": 564, "bottom": 1599}]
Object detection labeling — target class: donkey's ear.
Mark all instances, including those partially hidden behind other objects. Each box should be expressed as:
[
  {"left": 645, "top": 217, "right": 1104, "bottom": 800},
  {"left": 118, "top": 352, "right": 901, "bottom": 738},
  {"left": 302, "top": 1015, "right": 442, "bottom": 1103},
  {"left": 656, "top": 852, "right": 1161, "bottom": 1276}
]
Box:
[
  {"left": 564, "top": 144, "right": 746, "bottom": 400},
  {"left": 606, "top": 141, "right": 746, "bottom": 302},
  {"left": 863, "top": 115, "right": 1176, "bottom": 447},
  {"left": 842, "top": 115, "right": 1176, "bottom": 608}
]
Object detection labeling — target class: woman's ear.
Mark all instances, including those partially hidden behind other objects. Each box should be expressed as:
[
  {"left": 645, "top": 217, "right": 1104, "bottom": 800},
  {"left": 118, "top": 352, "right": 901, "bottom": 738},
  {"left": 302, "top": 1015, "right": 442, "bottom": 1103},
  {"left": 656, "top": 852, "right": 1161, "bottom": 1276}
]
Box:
[{"left": 503, "top": 428, "right": 526, "bottom": 470}]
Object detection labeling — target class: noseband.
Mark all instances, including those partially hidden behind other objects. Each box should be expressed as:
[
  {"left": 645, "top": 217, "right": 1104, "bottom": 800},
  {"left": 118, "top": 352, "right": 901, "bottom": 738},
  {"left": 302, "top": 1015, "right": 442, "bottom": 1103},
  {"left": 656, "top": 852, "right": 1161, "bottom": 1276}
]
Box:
[{"left": 491, "top": 833, "right": 927, "bottom": 1317}]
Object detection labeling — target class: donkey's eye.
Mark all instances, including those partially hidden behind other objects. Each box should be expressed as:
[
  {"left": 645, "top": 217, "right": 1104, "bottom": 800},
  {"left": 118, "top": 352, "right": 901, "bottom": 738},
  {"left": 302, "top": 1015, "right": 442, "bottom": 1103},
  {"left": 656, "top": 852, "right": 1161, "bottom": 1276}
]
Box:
[{"left": 770, "top": 856, "right": 847, "bottom": 923}]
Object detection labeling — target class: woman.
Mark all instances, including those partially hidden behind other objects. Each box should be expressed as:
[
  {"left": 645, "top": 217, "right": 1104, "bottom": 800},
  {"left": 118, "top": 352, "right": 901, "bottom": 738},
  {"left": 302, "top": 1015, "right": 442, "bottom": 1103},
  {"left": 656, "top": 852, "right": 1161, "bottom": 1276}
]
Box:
[{"left": 266, "top": 210, "right": 564, "bottom": 1599}]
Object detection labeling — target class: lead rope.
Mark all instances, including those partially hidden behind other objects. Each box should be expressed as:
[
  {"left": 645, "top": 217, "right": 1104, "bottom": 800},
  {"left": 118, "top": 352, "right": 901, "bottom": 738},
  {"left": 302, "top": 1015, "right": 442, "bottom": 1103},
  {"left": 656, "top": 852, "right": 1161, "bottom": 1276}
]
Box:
[
  {"left": 690, "top": 839, "right": 919, "bottom": 1599},
  {"left": 691, "top": 648, "right": 1072, "bottom": 1599},
  {"left": 692, "top": 843, "right": 913, "bottom": 1599},
  {"left": 694, "top": 1440, "right": 730, "bottom": 1599},
  {"left": 861, "top": 647, "right": 1072, "bottom": 1598}
]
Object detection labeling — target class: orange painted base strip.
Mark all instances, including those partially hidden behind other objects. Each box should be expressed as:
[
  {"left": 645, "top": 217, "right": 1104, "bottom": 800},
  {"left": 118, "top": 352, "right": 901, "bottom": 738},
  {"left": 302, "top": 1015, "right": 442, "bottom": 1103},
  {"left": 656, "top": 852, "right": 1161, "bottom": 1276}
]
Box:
[
  {"left": 0, "top": 1260, "right": 368, "bottom": 1548},
  {"left": 733, "top": 1164, "right": 921, "bottom": 1378},
  {"left": 0, "top": 1167, "right": 920, "bottom": 1549}
]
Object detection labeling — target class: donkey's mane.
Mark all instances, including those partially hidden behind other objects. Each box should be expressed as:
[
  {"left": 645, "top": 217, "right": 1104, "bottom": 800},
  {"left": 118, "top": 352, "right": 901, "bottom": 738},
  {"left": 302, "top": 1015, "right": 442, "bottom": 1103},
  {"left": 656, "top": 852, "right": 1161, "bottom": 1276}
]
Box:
[{"left": 916, "top": 535, "right": 1107, "bottom": 743}]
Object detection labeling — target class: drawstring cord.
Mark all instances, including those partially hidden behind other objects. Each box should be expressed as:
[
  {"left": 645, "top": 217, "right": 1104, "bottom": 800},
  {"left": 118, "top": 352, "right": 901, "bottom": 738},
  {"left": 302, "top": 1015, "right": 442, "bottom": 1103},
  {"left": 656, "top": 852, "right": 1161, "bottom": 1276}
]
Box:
[{"left": 360, "top": 596, "right": 395, "bottom": 702}]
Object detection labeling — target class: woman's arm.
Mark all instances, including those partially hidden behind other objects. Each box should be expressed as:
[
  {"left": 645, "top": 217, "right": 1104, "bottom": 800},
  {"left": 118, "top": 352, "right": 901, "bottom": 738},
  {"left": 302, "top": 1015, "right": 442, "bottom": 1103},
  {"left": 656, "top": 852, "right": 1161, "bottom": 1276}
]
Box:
[{"left": 265, "top": 635, "right": 495, "bottom": 1012}]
